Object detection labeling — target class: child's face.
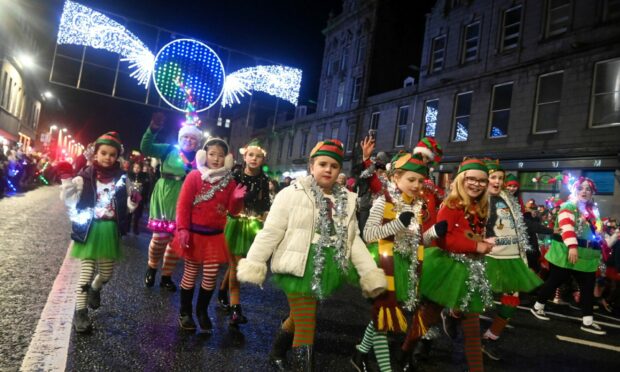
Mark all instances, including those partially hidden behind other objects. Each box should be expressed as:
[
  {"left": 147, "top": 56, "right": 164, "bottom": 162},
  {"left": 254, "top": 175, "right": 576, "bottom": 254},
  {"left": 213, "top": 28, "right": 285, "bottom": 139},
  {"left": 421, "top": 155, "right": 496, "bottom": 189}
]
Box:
[
  {"left": 394, "top": 170, "right": 425, "bottom": 198},
  {"left": 505, "top": 184, "right": 518, "bottom": 195},
  {"left": 132, "top": 163, "right": 141, "bottom": 173},
  {"left": 206, "top": 145, "right": 226, "bottom": 169},
  {"left": 463, "top": 170, "right": 488, "bottom": 199},
  {"left": 310, "top": 155, "right": 340, "bottom": 191},
  {"left": 243, "top": 148, "right": 265, "bottom": 170},
  {"left": 487, "top": 171, "right": 505, "bottom": 196},
  {"left": 95, "top": 144, "right": 119, "bottom": 168}
]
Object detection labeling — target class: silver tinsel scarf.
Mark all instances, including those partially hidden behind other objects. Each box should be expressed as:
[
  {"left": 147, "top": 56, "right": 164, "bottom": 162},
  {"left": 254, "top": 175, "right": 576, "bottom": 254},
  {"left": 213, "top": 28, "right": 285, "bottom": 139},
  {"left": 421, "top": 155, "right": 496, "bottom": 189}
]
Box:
[
  {"left": 388, "top": 183, "right": 424, "bottom": 311},
  {"left": 309, "top": 178, "right": 349, "bottom": 299},
  {"left": 500, "top": 190, "right": 532, "bottom": 261},
  {"left": 193, "top": 173, "right": 233, "bottom": 205},
  {"left": 449, "top": 253, "right": 494, "bottom": 311}
]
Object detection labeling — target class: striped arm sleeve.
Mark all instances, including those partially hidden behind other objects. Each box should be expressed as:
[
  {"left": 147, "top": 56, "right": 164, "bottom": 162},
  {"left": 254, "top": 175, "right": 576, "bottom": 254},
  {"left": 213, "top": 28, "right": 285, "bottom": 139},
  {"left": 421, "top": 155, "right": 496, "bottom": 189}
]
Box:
[
  {"left": 558, "top": 209, "right": 578, "bottom": 248},
  {"left": 363, "top": 196, "right": 406, "bottom": 242}
]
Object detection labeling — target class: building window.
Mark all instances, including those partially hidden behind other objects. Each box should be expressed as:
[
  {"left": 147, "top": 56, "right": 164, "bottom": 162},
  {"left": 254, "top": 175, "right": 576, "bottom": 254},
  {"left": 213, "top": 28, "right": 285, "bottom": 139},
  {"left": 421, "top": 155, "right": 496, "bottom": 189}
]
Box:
[
  {"left": 331, "top": 123, "right": 340, "bottom": 140},
  {"left": 589, "top": 58, "right": 620, "bottom": 128},
  {"left": 394, "top": 106, "right": 409, "bottom": 147},
  {"left": 356, "top": 36, "right": 367, "bottom": 64},
  {"left": 604, "top": 0, "right": 620, "bottom": 21},
  {"left": 489, "top": 82, "right": 513, "bottom": 138},
  {"left": 0, "top": 72, "right": 7, "bottom": 108},
  {"left": 545, "top": 0, "right": 571, "bottom": 37},
  {"left": 452, "top": 92, "right": 472, "bottom": 142},
  {"left": 316, "top": 124, "right": 325, "bottom": 142},
  {"left": 330, "top": 59, "right": 340, "bottom": 76},
  {"left": 326, "top": 56, "right": 333, "bottom": 76},
  {"left": 287, "top": 133, "right": 295, "bottom": 158},
  {"left": 322, "top": 91, "right": 329, "bottom": 112},
  {"left": 462, "top": 22, "right": 480, "bottom": 63},
  {"left": 278, "top": 136, "right": 285, "bottom": 160},
  {"left": 346, "top": 123, "right": 356, "bottom": 152},
  {"left": 340, "top": 46, "right": 349, "bottom": 71},
  {"left": 369, "top": 111, "right": 380, "bottom": 140},
  {"left": 533, "top": 71, "right": 563, "bottom": 133},
  {"left": 430, "top": 35, "right": 446, "bottom": 72},
  {"left": 337, "top": 81, "right": 345, "bottom": 107},
  {"left": 501, "top": 6, "right": 522, "bottom": 52},
  {"left": 7, "top": 78, "right": 13, "bottom": 112},
  {"left": 352, "top": 77, "right": 362, "bottom": 102},
  {"left": 300, "top": 131, "right": 309, "bottom": 157},
  {"left": 423, "top": 99, "right": 439, "bottom": 137}
]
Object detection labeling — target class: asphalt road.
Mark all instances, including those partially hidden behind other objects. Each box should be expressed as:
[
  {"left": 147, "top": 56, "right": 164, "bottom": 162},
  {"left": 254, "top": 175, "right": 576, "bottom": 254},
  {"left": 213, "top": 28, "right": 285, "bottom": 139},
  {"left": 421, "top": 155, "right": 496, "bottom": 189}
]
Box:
[{"left": 3, "top": 186, "right": 620, "bottom": 371}]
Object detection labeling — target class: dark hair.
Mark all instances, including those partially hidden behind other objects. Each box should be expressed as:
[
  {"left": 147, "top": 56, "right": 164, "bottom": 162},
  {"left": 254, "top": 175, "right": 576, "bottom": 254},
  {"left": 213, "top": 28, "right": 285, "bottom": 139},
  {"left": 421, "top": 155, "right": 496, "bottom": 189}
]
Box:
[{"left": 203, "top": 138, "right": 229, "bottom": 155}]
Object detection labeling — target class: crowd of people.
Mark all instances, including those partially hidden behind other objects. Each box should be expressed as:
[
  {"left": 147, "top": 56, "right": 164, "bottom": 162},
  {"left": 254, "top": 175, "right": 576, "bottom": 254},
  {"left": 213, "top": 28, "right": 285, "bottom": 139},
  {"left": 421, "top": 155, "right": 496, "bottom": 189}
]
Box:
[{"left": 48, "top": 111, "right": 620, "bottom": 372}]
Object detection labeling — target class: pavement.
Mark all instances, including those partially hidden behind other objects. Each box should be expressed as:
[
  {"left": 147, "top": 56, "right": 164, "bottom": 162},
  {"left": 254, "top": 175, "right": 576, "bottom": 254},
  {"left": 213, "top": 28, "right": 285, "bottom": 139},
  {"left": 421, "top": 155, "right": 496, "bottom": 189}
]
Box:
[{"left": 2, "top": 186, "right": 620, "bottom": 371}]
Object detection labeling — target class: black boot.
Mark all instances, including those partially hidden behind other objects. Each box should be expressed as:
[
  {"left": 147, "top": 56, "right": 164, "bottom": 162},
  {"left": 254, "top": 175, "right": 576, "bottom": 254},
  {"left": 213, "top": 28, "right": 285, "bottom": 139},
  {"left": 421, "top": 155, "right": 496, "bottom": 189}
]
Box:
[
  {"left": 269, "top": 321, "right": 294, "bottom": 371},
  {"left": 350, "top": 348, "right": 371, "bottom": 372},
  {"left": 229, "top": 304, "right": 248, "bottom": 326},
  {"left": 74, "top": 308, "right": 92, "bottom": 333},
  {"left": 217, "top": 288, "right": 230, "bottom": 311},
  {"left": 291, "top": 345, "right": 313, "bottom": 372},
  {"left": 87, "top": 286, "right": 101, "bottom": 309},
  {"left": 196, "top": 288, "right": 214, "bottom": 333},
  {"left": 144, "top": 267, "right": 156, "bottom": 287},
  {"left": 179, "top": 287, "right": 196, "bottom": 331},
  {"left": 160, "top": 275, "right": 177, "bottom": 292}
]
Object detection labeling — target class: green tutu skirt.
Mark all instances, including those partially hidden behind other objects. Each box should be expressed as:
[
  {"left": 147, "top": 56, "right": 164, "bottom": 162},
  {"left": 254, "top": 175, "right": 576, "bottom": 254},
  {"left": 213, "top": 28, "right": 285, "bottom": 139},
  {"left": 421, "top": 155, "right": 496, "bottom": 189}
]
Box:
[
  {"left": 71, "top": 220, "right": 121, "bottom": 261},
  {"left": 224, "top": 216, "right": 263, "bottom": 257},
  {"left": 485, "top": 256, "right": 542, "bottom": 293},
  {"left": 272, "top": 244, "right": 360, "bottom": 298},
  {"left": 367, "top": 242, "right": 414, "bottom": 303},
  {"left": 419, "top": 247, "right": 487, "bottom": 313}
]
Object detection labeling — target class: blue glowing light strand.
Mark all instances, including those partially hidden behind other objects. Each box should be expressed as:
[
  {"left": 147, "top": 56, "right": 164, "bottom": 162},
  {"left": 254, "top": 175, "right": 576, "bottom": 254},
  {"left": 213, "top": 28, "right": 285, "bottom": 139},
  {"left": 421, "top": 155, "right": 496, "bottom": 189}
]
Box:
[
  {"left": 222, "top": 65, "right": 302, "bottom": 107},
  {"left": 57, "top": 1, "right": 155, "bottom": 87}
]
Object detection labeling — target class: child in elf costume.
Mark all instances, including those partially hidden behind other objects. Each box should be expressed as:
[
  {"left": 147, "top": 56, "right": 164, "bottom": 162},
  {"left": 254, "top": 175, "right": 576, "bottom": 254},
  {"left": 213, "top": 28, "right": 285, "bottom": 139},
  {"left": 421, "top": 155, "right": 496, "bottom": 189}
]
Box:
[
  {"left": 60, "top": 132, "right": 136, "bottom": 333},
  {"left": 141, "top": 113, "right": 202, "bottom": 292},
  {"left": 480, "top": 159, "right": 542, "bottom": 360},
  {"left": 531, "top": 177, "right": 606, "bottom": 335},
  {"left": 218, "top": 138, "right": 271, "bottom": 326},
  {"left": 237, "top": 139, "right": 387, "bottom": 371},
  {"left": 170, "top": 137, "right": 246, "bottom": 333},
  {"left": 405, "top": 158, "right": 495, "bottom": 372},
  {"left": 351, "top": 153, "right": 447, "bottom": 372}
]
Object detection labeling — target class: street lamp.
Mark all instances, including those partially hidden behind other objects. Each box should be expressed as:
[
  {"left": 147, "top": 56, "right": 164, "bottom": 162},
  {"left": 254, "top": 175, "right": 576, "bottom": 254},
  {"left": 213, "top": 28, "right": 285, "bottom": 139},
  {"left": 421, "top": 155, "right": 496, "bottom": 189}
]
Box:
[
  {"left": 64, "top": 134, "right": 71, "bottom": 149},
  {"left": 43, "top": 91, "right": 53, "bottom": 99},
  {"left": 49, "top": 124, "right": 57, "bottom": 136},
  {"left": 17, "top": 53, "right": 35, "bottom": 69},
  {"left": 57, "top": 128, "right": 67, "bottom": 161}
]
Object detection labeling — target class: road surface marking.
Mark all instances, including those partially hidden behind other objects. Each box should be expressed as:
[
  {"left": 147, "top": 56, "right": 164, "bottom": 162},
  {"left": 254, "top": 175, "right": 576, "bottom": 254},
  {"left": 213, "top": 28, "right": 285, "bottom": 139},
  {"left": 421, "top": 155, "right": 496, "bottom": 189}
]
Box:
[
  {"left": 556, "top": 335, "right": 620, "bottom": 352},
  {"left": 21, "top": 243, "right": 78, "bottom": 372}
]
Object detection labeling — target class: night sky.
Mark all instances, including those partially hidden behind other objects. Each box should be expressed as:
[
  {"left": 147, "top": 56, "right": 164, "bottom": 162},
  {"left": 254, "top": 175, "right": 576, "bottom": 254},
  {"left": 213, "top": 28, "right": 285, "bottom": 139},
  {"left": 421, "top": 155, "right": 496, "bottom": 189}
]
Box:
[{"left": 36, "top": 0, "right": 430, "bottom": 151}]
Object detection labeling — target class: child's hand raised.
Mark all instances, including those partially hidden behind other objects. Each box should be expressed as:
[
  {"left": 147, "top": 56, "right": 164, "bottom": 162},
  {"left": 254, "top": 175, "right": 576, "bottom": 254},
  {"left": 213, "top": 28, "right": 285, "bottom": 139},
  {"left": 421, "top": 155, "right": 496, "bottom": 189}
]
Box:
[{"left": 232, "top": 184, "right": 247, "bottom": 200}]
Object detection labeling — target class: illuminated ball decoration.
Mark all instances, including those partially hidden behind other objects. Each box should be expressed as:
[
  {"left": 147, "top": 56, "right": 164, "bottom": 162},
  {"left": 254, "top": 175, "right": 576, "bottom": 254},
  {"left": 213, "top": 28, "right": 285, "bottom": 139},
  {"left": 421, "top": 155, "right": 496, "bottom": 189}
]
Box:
[{"left": 152, "top": 39, "right": 225, "bottom": 112}]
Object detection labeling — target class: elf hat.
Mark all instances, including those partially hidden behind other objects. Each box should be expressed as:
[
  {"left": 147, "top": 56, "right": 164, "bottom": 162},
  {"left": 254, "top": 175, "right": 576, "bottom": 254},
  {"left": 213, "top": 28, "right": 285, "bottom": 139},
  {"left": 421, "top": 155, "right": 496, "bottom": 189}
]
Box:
[
  {"left": 457, "top": 157, "right": 488, "bottom": 175},
  {"left": 505, "top": 173, "right": 520, "bottom": 187},
  {"left": 178, "top": 125, "right": 203, "bottom": 144},
  {"left": 95, "top": 131, "right": 123, "bottom": 155},
  {"left": 413, "top": 137, "right": 443, "bottom": 164},
  {"left": 483, "top": 158, "right": 503, "bottom": 174},
  {"left": 239, "top": 138, "right": 267, "bottom": 156},
  {"left": 310, "top": 139, "right": 345, "bottom": 165},
  {"left": 391, "top": 152, "right": 429, "bottom": 177}
]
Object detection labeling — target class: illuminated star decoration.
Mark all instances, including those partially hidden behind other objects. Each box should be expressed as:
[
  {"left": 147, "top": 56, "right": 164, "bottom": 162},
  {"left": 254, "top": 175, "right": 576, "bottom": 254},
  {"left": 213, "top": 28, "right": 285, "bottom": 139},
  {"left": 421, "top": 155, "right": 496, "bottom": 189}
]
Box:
[
  {"left": 175, "top": 77, "right": 201, "bottom": 127},
  {"left": 56, "top": 0, "right": 302, "bottom": 110}
]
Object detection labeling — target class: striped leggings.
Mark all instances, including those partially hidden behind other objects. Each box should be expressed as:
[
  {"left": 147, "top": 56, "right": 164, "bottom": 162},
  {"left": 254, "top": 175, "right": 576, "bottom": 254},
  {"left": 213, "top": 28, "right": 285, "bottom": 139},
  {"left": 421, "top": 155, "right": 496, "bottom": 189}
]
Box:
[
  {"left": 281, "top": 294, "right": 317, "bottom": 347},
  {"left": 357, "top": 321, "right": 392, "bottom": 372},
  {"left": 147, "top": 232, "right": 179, "bottom": 276},
  {"left": 180, "top": 259, "right": 219, "bottom": 291},
  {"left": 76, "top": 259, "right": 115, "bottom": 310}
]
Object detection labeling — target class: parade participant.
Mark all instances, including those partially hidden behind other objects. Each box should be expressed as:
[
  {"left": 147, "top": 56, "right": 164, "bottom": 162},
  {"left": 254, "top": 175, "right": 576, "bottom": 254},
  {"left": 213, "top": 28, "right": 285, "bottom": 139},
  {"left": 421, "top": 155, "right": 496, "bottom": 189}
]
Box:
[
  {"left": 403, "top": 158, "right": 494, "bottom": 372},
  {"left": 480, "top": 159, "right": 542, "bottom": 360},
  {"left": 531, "top": 177, "right": 606, "bottom": 335},
  {"left": 60, "top": 132, "right": 135, "bottom": 333},
  {"left": 141, "top": 112, "right": 202, "bottom": 292},
  {"left": 170, "top": 137, "right": 246, "bottom": 333},
  {"left": 503, "top": 173, "right": 524, "bottom": 212},
  {"left": 351, "top": 153, "right": 447, "bottom": 372},
  {"left": 523, "top": 199, "right": 555, "bottom": 274},
  {"left": 237, "top": 139, "right": 387, "bottom": 371},
  {"left": 126, "top": 161, "right": 150, "bottom": 235},
  {"left": 351, "top": 136, "right": 386, "bottom": 232},
  {"left": 218, "top": 138, "right": 271, "bottom": 326}
]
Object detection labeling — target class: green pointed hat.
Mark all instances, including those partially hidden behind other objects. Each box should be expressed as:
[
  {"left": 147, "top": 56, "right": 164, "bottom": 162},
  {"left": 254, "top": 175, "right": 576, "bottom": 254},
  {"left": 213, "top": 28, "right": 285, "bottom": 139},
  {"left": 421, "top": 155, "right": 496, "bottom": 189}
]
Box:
[
  {"left": 483, "top": 158, "right": 503, "bottom": 174},
  {"left": 505, "top": 173, "right": 520, "bottom": 187},
  {"left": 457, "top": 157, "right": 488, "bottom": 175},
  {"left": 391, "top": 152, "right": 429, "bottom": 177}
]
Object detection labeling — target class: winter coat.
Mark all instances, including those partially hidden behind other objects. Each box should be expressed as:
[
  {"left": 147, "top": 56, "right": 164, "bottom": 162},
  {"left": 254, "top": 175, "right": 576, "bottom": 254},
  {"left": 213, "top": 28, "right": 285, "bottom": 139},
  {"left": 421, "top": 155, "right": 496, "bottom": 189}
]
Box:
[{"left": 237, "top": 175, "right": 387, "bottom": 298}]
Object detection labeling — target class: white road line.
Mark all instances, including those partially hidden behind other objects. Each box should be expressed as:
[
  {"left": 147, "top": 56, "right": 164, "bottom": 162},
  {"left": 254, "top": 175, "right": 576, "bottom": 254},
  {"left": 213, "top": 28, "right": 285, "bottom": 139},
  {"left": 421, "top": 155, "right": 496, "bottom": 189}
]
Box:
[
  {"left": 514, "top": 305, "right": 620, "bottom": 329},
  {"left": 556, "top": 335, "right": 620, "bottom": 352},
  {"left": 21, "top": 243, "right": 79, "bottom": 372}
]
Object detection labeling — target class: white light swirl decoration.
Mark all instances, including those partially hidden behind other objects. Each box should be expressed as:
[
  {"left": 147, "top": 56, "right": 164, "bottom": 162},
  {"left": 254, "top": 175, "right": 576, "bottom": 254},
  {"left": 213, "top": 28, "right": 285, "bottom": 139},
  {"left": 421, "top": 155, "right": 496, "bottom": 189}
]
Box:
[
  {"left": 57, "top": 0, "right": 155, "bottom": 87},
  {"left": 222, "top": 65, "right": 302, "bottom": 107}
]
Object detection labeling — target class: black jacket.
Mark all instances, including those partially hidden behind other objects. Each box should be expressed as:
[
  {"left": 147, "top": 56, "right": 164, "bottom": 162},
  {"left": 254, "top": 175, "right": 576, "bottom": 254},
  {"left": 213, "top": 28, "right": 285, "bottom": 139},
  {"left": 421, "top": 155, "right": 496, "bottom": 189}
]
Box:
[{"left": 71, "top": 165, "right": 128, "bottom": 243}]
